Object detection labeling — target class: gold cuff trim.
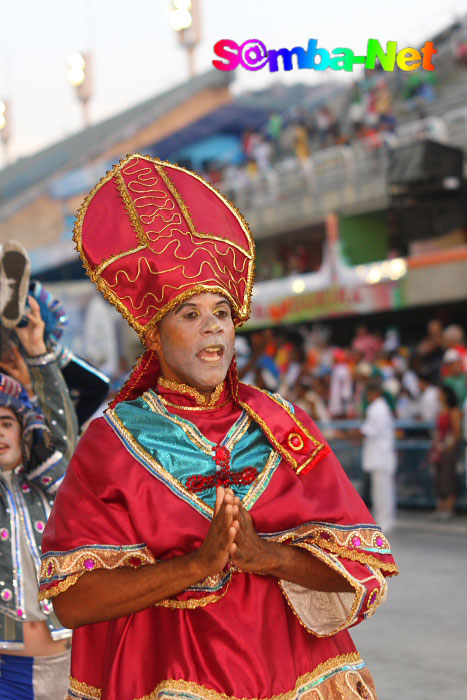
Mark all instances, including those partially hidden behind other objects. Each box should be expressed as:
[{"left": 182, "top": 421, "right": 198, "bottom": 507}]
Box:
[
  {"left": 279, "top": 541, "right": 365, "bottom": 638},
  {"left": 156, "top": 578, "right": 231, "bottom": 609},
  {"left": 40, "top": 545, "right": 156, "bottom": 587},
  {"left": 315, "top": 539, "right": 399, "bottom": 575},
  {"left": 38, "top": 573, "right": 83, "bottom": 601}
]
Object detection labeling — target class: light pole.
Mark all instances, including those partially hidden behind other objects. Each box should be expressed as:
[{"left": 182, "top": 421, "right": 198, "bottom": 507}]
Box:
[
  {"left": 0, "top": 99, "right": 10, "bottom": 166},
  {"left": 66, "top": 52, "right": 93, "bottom": 128},
  {"left": 167, "top": 0, "right": 201, "bottom": 78}
]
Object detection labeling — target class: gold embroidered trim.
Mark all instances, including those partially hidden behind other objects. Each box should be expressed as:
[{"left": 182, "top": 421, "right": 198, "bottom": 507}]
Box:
[
  {"left": 143, "top": 391, "right": 252, "bottom": 456},
  {"left": 156, "top": 577, "right": 231, "bottom": 609},
  {"left": 115, "top": 170, "right": 148, "bottom": 247},
  {"left": 242, "top": 451, "right": 281, "bottom": 510},
  {"left": 72, "top": 154, "right": 256, "bottom": 337},
  {"left": 154, "top": 163, "right": 253, "bottom": 259},
  {"left": 315, "top": 539, "right": 399, "bottom": 574},
  {"left": 159, "top": 396, "right": 231, "bottom": 412},
  {"left": 107, "top": 408, "right": 213, "bottom": 518},
  {"left": 158, "top": 378, "right": 223, "bottom": 406},
  {"left": 94, "top": 245, "right": 147, "bottom": 276},
  {"left": 38, "top": 573, "right": 83, "bottom": 601},
  {"left": 238, "top": 399, "right": 325, "bottom": 472},
  {"left": 108, "top": 401, "right": 277, "bottom": 517},
  {"left": 68, "top": 676, "right": 102, "bottom": 699},
  {"left": 300, "top": 524, "right": 389, "bottom": 551},
  {"left": 260, "top": 522, "right": 398, "bottom": 574},
  {"left": 240, "top": 387, "right": 330, "bottom": 473},
  {"left": 142, "top": 392, "right": 214, "bottom": 455},
  {"left": 40, "top": 545, "right": 156, "bottom": 585},
  {"left": 134, "top": 653, "right": 364, "bottom": 700}
]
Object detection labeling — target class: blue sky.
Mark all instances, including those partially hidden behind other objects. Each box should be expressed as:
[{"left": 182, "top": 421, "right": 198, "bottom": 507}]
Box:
[{"left": 1, "top": 0, "right": 467, "bottom": 161}]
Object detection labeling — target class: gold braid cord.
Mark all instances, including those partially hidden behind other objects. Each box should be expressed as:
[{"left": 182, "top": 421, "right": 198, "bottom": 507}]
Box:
[{"left": 73, "top": 154, "right": 256, "bottom": 337}]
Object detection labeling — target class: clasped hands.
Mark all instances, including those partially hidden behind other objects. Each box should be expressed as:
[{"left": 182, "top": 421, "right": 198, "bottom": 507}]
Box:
[{"left": 196, "top": 486, "right": 272, "bottom": 578}]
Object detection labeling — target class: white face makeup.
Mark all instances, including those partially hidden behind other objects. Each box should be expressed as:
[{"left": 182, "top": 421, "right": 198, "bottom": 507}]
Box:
[
  {"left": 146, "top": 292, "right": 236, "bottom": 400},
  {"left": 0, "top": 407, "right": 22, "bottom": 472}
]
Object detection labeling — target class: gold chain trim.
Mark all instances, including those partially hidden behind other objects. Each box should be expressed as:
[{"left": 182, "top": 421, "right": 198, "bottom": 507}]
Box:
[
  {"left": 158, "top": 378, "right": 223, "bottom": 406},
  {"left": 38, "top": 573, "right": 83, "bottom": 601},
  {"left": 159, "top": 396, "right": 230, "bottom": 412}
]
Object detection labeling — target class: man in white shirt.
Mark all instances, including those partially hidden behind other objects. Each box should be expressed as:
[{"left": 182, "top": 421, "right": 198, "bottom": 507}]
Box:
[
  {"left": 417, "top": 373, "right": 440, "bottom": 424},
  {"left": 359, "top": 381, "right": 397, "bottom": 532}
]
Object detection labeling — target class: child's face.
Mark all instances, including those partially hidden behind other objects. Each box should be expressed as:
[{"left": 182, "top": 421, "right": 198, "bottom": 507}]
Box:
[{"left": 0, "top": 408, "right": 22, "bottom": 471}]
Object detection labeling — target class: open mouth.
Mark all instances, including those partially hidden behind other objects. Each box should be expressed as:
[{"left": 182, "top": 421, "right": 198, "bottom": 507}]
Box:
[
  {"left": 0, "top": 445, "right": 9, "bottom": 453},
  {"left": 196, "top": 345, "right": 224, "bottom": 363}
]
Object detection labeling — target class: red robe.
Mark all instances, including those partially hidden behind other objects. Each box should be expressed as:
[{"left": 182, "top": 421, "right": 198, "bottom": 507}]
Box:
[{"left": 40, "top": 382, "right": 398, "bottom": 700}]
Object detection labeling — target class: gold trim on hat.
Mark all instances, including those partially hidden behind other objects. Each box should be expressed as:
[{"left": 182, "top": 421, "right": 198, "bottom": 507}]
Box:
[{"left": 73, "top": 154, "right": 256, "bottom": 338}]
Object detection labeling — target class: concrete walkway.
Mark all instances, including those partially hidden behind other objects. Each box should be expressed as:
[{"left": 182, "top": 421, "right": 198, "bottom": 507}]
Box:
[{"left": 351, "top": 512, "right": 466, "bottom": 700}]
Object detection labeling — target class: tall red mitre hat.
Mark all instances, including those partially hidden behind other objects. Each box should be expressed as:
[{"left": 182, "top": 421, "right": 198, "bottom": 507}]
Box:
[{"left": 73, "top": 154, "right": 255, "bottom": 336}]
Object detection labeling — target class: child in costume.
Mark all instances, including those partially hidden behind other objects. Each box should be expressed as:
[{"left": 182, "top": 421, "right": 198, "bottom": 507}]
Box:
[{"left": 0, "top": 295, "right": 78, "bottom": 699}]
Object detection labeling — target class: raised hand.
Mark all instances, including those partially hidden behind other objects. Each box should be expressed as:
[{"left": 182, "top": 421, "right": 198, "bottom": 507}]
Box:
[
  {"left": 229, "top": 502, "right": 271, "bottom": 573},
  {"left": 194, "top": 487, "right": 239, "bottom": 577},
  {"left": 0, "top": 344, "right": 32, "bottom": 389},
  {"left": 14, "top": 296, "right": 46, "bottom": 357}
]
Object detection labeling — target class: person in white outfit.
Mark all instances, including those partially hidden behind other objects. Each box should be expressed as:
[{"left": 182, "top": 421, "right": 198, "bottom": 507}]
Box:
[{"left": 359, "top": 381, "right": 397, "bottom": 533}]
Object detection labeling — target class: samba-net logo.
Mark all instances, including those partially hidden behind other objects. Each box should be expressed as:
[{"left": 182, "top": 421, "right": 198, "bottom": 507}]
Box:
[{"left": 212, "top": 38, "right": 436, "bottom": 73}]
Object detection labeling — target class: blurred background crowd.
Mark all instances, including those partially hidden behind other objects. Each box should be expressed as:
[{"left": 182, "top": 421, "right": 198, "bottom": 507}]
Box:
[{"left": 1, "top": 4, "right": 467, "bottom": 522}]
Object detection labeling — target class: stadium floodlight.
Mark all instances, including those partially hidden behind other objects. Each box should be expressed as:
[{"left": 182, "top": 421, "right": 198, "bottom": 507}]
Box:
[
  {"left": 66, "top": 52, "right": 86, "bottom": 87},
  {"left": 66, "top": 52, "right": 93, "bottom": 127},
  {"left": 167, "top": 0, "right": 201, "bottom": 76},
  {"left": 168, "top": 0, "right": 193, "bottom": 30}
]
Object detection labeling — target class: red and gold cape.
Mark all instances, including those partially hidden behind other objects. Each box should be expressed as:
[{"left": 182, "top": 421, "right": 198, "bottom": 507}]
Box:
[{"left": 40, "top": 379, "right": 398, "bottom": 700}]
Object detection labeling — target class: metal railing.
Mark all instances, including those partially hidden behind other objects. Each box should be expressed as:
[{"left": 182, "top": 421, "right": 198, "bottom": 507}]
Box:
[
  {"left": 317, "top": 419, "right": 467, "bottom": 510},
  {"left": 222, "top": 105, "right": 467, "bottom": 219}
]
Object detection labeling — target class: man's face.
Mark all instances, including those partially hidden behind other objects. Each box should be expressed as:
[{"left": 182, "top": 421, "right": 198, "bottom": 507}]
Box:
[
  {"left": 0, "top": 407, "right": 22, "bottom": 472},
  {"left": 146, "top": 292, "right": 235, "bottom": 399}
]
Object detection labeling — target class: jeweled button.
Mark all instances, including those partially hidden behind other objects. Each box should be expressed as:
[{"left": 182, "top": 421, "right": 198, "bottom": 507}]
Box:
[
  {"left": 352, "top": 536, "right": 362, "bottom": 547},
  {"left": 41, "top": 476, "right": 52, "bottom": 485},
  {"left": 21, "top": 484, "right": 31, "bottom": 493},
  {"left": 47, "top": 562, "right": 53, "bottom": 576},
  {"left": 287, "top": 432, "right": 305, "bottom": 451},
  {"left": 0, "top": 528, "right": 9, "bottom": 541},
  {"left": 1, "top": 589, "right": 12, "bottom": 601},
  {"left": 376, "top": 536, "right": 384, "bottom": 547},
  {"left": 84, "top": 559, "right": 95, "bottom": 570},
  {"left": 35, "top": 521, "right": 45, "bottom": 533}
]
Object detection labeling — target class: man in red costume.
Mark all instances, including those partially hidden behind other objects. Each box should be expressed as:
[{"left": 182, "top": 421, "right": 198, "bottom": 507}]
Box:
[{"left": 40, "top": 155, "right": 398, "bottom": 700}]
